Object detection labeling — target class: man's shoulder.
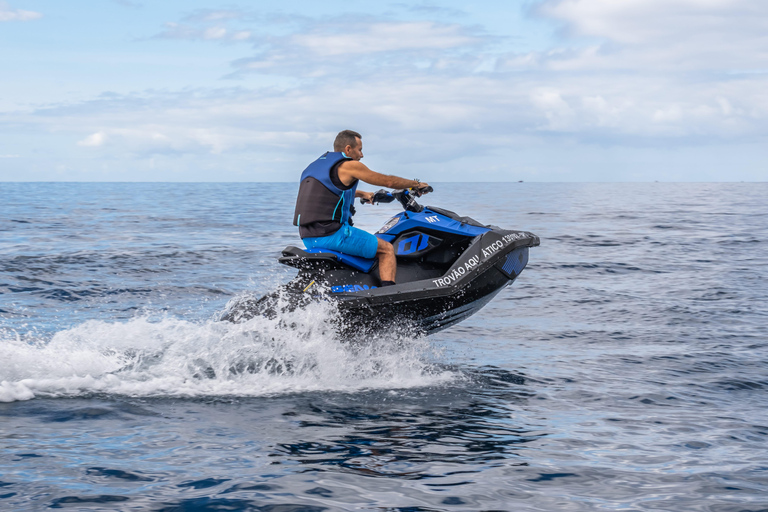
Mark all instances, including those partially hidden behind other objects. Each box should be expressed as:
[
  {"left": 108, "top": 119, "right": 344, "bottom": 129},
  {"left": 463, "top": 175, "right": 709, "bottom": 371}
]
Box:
[{"left": 337, "top": 160, "right": 368, "bottom": 172}]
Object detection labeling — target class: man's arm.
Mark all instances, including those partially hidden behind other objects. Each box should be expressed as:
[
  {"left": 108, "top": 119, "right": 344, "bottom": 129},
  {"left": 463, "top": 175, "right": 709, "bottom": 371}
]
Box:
[{"left": 338, "top": 161, "right": 427, "bottom": 190}]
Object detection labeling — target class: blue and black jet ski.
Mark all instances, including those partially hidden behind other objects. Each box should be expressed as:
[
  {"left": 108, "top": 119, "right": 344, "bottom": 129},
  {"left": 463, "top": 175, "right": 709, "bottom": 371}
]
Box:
[{"left": 221, "top": 188, "right": 539, "bottom": 335}]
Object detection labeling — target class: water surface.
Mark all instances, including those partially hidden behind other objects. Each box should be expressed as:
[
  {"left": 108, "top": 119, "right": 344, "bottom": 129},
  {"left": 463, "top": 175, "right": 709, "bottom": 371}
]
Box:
[{"left": 1, "top": 182, "right": 767, "bottom": 511}]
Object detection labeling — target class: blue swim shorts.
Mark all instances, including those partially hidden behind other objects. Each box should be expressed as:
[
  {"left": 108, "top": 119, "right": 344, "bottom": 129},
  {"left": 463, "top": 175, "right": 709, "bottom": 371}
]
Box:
[{"left": 302, "top": 223, "right": 379, "bottom": 259}]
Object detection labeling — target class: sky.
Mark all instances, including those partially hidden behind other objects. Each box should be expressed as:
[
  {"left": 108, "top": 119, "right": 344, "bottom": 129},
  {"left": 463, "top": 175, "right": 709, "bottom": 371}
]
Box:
[{"left": 0, "top": 0, "right": 766, "bottom": 182}]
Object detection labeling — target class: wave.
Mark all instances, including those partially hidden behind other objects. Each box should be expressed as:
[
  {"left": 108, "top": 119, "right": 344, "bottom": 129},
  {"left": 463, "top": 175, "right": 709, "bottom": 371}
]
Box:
[{"left": 0, "top": 300, "right": 453, "bottom": 403}]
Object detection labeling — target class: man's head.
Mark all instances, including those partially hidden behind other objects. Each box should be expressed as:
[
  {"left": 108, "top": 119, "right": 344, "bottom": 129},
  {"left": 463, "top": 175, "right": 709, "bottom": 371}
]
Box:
[{"left": 334, "top": 130, "right": 363, "bottom": 161}]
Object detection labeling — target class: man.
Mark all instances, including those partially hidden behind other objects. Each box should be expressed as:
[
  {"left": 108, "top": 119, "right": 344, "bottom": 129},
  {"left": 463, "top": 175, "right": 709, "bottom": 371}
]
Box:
[{"left": 293, "top": 130, "right": 430, "bottom": 286}]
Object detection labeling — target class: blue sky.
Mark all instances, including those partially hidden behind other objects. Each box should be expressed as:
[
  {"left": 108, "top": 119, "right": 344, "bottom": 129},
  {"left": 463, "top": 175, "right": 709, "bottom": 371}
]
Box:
[{"left": 1, "top": 0, "right": 766, "bottom": 182}]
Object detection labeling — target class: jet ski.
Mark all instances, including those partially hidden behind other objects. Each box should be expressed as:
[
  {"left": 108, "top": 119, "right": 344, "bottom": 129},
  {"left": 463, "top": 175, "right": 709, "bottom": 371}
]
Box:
[{"left": 221, "top": 187, "right": 539, "bottom": 335}]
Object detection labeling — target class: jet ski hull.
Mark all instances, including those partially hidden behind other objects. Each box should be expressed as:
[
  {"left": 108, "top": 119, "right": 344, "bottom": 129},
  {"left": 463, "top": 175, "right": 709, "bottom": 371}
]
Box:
[{"left": 334, "top": 246, "right": 529, "bottom": 335}]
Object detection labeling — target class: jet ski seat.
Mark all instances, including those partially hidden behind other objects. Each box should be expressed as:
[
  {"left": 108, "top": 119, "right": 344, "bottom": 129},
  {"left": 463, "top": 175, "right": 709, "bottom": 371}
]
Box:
[{"left": 279, "top": 246, "right": 376, "bottom": 273}]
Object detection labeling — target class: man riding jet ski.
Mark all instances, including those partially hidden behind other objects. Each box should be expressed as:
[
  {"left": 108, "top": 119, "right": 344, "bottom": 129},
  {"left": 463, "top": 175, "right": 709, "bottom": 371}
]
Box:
[
  {"left": 294, "top": 129, "right": 431, "bottom": 287},
  {"left": 221, "top": 131, "right": 540, "bottom": 334}
]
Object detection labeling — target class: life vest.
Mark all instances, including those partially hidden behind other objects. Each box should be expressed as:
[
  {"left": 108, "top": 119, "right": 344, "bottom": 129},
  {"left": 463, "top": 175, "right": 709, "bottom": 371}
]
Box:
[{"left": 293, "top": 152, "right": 358, "bottom": 229}]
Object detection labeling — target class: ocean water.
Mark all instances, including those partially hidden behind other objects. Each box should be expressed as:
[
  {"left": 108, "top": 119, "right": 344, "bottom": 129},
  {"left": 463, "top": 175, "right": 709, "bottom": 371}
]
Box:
[{"left": 1, "top": 182, "right": 767, "bottom": 511}]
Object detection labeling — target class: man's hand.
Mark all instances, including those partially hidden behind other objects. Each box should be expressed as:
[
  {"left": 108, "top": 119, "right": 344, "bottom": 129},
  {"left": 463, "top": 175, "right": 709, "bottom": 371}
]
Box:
[
  {"left": 413, "top": 183, "right": 431, "bottom": 197},
  {"left": 357, "top": 190, "right": 375, "bottom": 204}
]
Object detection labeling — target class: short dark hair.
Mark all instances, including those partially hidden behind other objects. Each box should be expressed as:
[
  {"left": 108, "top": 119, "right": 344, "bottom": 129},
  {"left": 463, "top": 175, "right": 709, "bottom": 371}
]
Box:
[{"left": 333, "top": 130, "right": 362, "bottom": 152}]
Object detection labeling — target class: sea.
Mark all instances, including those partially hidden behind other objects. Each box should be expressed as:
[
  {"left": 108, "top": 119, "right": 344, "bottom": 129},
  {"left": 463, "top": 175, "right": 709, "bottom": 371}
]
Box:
[{"left": 1, "top": 182, "right": 766, "bottom": 512}]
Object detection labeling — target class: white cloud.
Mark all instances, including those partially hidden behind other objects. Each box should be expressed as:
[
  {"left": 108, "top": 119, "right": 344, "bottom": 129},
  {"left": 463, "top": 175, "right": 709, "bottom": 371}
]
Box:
[
  {"left": 537, "top": 0, "right": 768, "bottom": 70},
  {"left": 78, "top": 131, "right": 107, "bottom": 147},
  {"left": 157, "top": 22, "right": 252, "bottom": 42},
  {"left": 4, "top": 71, "right": 766, "bottom": 181},
  {"left": 541, "top": 0, "right": 764, "bottom": 44},
  {"left": 530, "top": 88, "right": 576, "bottom": 131},
  {"left": 20, "top": 61, "right": 761, "bottom": 164},
  {"left": 0, "top": 1, "right": 41, "bottom": 21},
  {"left": 653, "top": 105, "right": 683, "bottom": 124},
  {"left": 292, "top": 22, "right": 477, "bottom": 55},
  {"left": 231, "top": 30, "right": 251, "bottom": 41},
  {"left": 190, "top": 10, "right": 243, "bottom": 22},
  {"left": 203, "top": 26, "right": 227, "bottom": 40},
  {"left": 228, "top": 19, "right": 487, "bottom": 81}
]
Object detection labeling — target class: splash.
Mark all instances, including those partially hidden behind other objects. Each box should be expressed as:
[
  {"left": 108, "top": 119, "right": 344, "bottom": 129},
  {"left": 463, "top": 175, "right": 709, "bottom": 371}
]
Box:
[{"left": 0, "top": 300, "right": 454, "bottom": 403}]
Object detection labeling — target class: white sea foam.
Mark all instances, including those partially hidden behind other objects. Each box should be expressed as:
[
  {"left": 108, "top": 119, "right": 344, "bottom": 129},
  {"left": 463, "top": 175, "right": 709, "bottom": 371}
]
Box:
[{"left": 0, "top": 301, "right": 453, "bottom": 403}]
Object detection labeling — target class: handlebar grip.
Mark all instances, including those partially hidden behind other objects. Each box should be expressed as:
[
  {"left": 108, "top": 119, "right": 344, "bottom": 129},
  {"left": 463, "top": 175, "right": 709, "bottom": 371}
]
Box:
[
  {"left": 372, "top": 190, "right": 395, "bottom": 204},
  {"left": 414, "top": 185, "right": 433, "bottom": 197},
  {"left": 360, "top": 189, "right": 396, "bottom": 205}
]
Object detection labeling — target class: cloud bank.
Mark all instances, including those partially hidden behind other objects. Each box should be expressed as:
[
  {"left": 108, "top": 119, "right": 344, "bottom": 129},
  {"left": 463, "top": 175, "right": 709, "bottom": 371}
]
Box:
[{"left": 2, "top": 0, "right": 766, "bottom": 181}]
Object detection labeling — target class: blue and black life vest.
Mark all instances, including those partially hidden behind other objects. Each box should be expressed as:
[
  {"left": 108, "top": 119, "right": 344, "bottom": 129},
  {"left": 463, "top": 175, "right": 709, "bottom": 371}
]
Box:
[{"left": 293, "top": 151, "right": 358, "bottom": 231}]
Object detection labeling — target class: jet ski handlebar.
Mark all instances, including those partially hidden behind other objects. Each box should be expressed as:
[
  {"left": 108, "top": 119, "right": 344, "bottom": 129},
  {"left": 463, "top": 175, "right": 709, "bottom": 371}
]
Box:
[
  {"left": 360, "top": 186, "right": 433, "bottom": 213},
  {"left": 361, "top": 190, "right": 396, "bottom": 205}
]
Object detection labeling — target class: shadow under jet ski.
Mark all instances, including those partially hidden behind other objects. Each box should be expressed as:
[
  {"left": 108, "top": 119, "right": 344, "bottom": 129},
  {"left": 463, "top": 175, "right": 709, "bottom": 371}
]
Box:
[{"left": 221, "top": 187, "right": 539, "bottom": 335}]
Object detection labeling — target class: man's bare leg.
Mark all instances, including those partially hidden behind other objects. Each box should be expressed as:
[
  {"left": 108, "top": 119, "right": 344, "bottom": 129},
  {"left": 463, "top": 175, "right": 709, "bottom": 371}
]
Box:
[{"left": 376, "top": 238, "right": 396, "bottom": 283}]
